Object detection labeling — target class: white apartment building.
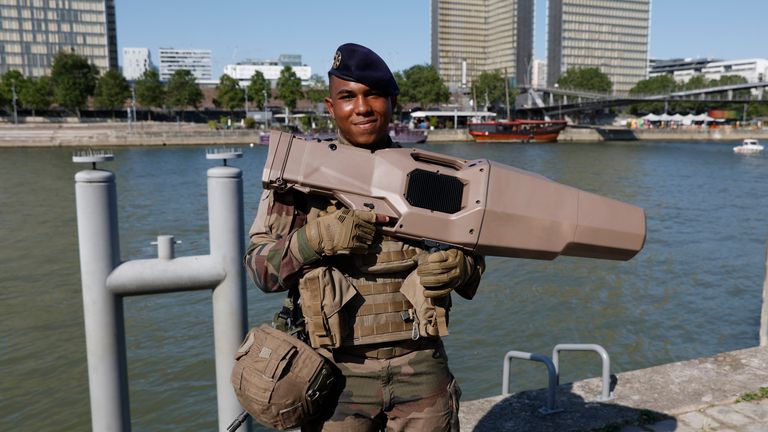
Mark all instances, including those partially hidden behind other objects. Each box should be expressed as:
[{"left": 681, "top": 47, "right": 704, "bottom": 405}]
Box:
[
  {"left": 531, "top": 59, "right": 548, "bottom": 88},
  {"left": 650, "top": 58, "right": 768, "bottom": 84},
  {"left": 547, "top": 0, "right": 651, "bottom": 94},
  {"left": 158, "top": 48, "right": 212, "bottom": 82},
  {"left": 222, "top": 60, "right": 312, "bottom": 87},
  {"left": 431, "top": 0, "right": 534, "bottom": 90},
  {"left": 122, "top": 48, "right": 152, "bottom": 80}
]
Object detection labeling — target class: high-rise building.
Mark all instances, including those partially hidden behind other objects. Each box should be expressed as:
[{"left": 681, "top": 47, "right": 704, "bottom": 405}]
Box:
[
  {"left": 431, "top": 0, "right": 534, "bottom": 91},
  {"left": 531, "top": 59, "right": 547, "bottom": 88},
  {"left": 158, "top": 48, "right": 212, "bottom": 82},
  {"left": 547, "top": 0, "right": 651, "bottom": 94},
  {"left": 122, "top": 48, "right": 152, "bottom": 81},
  {"left": 0, "top": 0, "right": 118, "bottom": 77}
]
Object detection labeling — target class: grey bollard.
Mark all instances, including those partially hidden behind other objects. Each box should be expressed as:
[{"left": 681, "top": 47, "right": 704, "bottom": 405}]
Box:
[
  {"left": 75, "top": 169, "right": 130, "bottom": 432},
  {"left": 207, "top": 166, "right": 248, "bottom": 431}
]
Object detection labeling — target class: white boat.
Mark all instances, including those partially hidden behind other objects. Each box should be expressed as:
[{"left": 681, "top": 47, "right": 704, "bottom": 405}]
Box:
[{"left": 733, "top": 139, "right": 764, "bottom": 154}]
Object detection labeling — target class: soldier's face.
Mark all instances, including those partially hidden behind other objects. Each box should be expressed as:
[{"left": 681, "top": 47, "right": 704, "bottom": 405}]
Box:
[{"left": 325, "top": 76, "right": 394, "bottom": 148}]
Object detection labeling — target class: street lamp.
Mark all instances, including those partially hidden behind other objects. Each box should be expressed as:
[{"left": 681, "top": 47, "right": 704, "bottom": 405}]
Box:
[{"left": 11, "top": 79, "right": 18, "bottom": 125}]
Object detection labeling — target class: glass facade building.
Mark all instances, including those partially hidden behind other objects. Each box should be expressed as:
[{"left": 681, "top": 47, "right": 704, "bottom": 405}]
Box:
[
  {"left": 0, "top": 0, "right": 117, "bottom": 77},
  {"left": 547, "top": 0, "right": 650, "bottom": 94},
  {"left": 431, "top": 0, "right": 534, "bottom": 91}
]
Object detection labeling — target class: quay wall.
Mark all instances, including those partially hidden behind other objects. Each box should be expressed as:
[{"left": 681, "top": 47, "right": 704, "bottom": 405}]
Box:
[{"left": 2, "top": 122, "right": 768, "bottom": 147}]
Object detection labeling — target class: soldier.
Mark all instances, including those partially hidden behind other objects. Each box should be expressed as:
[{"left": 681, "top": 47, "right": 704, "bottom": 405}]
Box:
[{"left": 245, "top": 42, "right": 485, "bottom": 431}]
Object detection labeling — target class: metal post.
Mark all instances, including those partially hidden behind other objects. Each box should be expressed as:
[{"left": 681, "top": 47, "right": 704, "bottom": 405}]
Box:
[
  {"left": 760, "top": 242, "right": 768, "bottom": 347},
  {"left": 502, "top": 350, "right": 560, "bottom": 414},
  {"left": 12, "top": 80, "right": 18, "bottom": 125},
  {"left": 208, "top": 165, "right": 247, "bottom": 431},
  {"left": 75, "top": 167, "right": 130, "bottom": 432},
  {"left": 552, "top": 344, "right": 613, "bottom": 401}
]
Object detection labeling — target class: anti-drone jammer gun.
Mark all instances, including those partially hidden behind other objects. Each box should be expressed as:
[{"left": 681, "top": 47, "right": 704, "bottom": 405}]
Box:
[{"left": 262, "top": 132, "right": 646, "bottom": 261}]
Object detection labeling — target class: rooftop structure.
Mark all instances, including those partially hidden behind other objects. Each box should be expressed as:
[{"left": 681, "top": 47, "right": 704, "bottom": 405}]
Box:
[
  {"left": 547, "top": 0, "right": 651, "bottom": 95},
  {"left": 0, "top": 0, "right": 118, "bottom": 77},
  {"left": 431, "top": 0, "right": 534, "bottom": 91},
  {"left": 158, "top": 48, "right": 212, "bottom": 82}
]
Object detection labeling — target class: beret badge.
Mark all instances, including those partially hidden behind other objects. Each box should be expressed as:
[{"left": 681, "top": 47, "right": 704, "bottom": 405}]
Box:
[{"left": 332, "top": 51, "right": 342, "bottom": 69}]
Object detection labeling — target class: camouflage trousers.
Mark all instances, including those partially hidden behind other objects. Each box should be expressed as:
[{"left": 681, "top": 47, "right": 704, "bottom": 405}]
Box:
[{"left": 305, "top": 340, "right": 461, "bottom": 432}]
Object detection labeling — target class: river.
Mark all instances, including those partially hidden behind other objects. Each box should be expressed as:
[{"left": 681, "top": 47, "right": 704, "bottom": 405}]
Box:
[{"left": 1, "top": 139, "right": 767, "bottom": 431}]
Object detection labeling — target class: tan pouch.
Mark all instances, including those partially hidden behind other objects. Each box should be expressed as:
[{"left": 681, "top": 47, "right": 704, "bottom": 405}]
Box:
[
  {"left": 399, "top": 271, "right": 449, "bottom": 338},
  {"left": 299, "top": 266, "right": 358, "bottom": 348},
  {"left": 231, "top": 324, "right": 338, "bottom": 430}
]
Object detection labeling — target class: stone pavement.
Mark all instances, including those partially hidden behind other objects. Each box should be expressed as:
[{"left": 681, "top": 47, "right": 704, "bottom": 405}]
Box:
[{"left": 459, "top": 346, "right": 768, "bottom": 431}]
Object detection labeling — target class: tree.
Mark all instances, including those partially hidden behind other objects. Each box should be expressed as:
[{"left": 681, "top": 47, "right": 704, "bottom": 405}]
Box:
[
  {"left": 472, "top": 70, "right": 507, "bottom": 111},
  {"left": 304, "top": 74, "right": 328, "bottom": 129},
  {"left": 556, "top": 67, "right": 613, "bottom": 94},
  {"left": 165, "top": 69, "right": 203, "bottom": 119},
  {"left": 50, "top": 51, "right": 99, "bottom": 118},
  {"left": 135, "top": 69, "right": 164, "bottom": 120},
  {"left": 397, "top": 64, "right": 449, "bottom": 109},
  {"left": 215, "top": 74, "right": 244, "bottom": 112},
  {"left": 246, "top": 70, "right": 269, "bottom": 110},
  {"left": 628, "top": 75, "right": 677, "bottom": 114},
  {"left": 20, "top": 77, "right": 53, "bottom": 116},
  {"left": 0, "top": 70, "right": 26, "bottom": 112},
  {"left": 276, "top": 66, "right": 302, "bottom": 122},
  {"left": 94, "top": 69, "right": 130, "bottom": 119}
]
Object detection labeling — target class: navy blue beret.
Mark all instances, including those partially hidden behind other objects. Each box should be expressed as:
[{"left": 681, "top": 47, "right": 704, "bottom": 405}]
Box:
[{"left": 328, "top": 43, "right": 400, "bottom": 96}]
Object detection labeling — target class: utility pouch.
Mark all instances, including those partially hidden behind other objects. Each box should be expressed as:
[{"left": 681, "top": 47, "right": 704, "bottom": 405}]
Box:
[{"left": 231, "top": 324, "right": 338, "bottom": 430}]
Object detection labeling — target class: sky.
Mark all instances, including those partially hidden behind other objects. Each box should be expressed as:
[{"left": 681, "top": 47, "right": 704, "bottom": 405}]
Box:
[{"left": 115, "top": 0, "right": 768, "bottom": 79}]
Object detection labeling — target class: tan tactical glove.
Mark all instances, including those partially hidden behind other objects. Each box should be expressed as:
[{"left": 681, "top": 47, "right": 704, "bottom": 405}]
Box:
[
  {"left": 302, "top": 208, "right": 377, "bottom": 256},
  {"left": 417, "top": 248, "right": 472, "bottom": 298}
]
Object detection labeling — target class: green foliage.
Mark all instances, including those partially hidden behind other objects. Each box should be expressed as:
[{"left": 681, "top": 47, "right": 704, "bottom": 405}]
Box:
[
  {"left": 628, "top": 75, "right": 677, "bottom": 114},
  {"left": 0, "top": 70, "right": 26, "bottom": 110},
  {"left": 736, "top": 387, "right": 768, "bottom": 403},
  {"left": 396, "top": 64, "right": 449, "bottom": 109},
  {"left": 165, "top": 69, "right": 203, "bottom": 111},
  {"left": 276, "top": 66, "right": 302, "bottom": 112},
  {"left": 94, "top": 69, "right": 130, "bottom": 117},
  {"left": 20, "top": 76, "right": 53, "bottom": 115},
  {"left": 247, "top": 70, "right": 269, "bottom": 110},
  {"left": 304, "top": 74, "right": 328, "bottom": 105},
  {"left": 472, "top": 70, "right": 507, "bottom": 110},
  {"left": 50, "top": 51, "right": 99, "bottom": 117},
  {"left": 135, "top": 69, "right": 165, "bottom": 113},
  {"left": 244, "top": 117, "right": 257, "bottom": 129},
  {"left": 215, "top": 74, "right": 244, "bottom": 111},
  {"left": 557, "top": 67, "right": 613, "bottom": 94}
]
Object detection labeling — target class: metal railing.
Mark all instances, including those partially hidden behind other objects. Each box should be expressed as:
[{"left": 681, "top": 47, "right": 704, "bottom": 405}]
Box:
[
  {"left": 502, "top": 343, "right": 613, "bottom": 415},
  {"left": 74, "top": 150, "right": 248, "bottom": 432}
]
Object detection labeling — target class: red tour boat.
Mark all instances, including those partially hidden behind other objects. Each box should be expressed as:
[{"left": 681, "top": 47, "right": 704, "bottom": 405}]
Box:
[{"left": 468, "top": 119, "right": 567, "bottom": 142}]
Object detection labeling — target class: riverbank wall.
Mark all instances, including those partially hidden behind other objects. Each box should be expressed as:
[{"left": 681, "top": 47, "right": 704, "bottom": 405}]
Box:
[
  {"left": 460, "top": 345, "right": 768, "bottom": 431},
  {"left": 3, "top": 122, "right": 768, "bottom": 147}
]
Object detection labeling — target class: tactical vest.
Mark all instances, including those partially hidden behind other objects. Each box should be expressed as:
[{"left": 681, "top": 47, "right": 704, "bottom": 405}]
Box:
[{"left": 297, "top": 197, "right": 448, "bottom": 348}]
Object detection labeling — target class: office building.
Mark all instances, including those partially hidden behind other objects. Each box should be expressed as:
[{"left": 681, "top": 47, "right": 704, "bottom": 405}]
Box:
[
  {"left": 431, "top": 0, "right": 534, "bottom": 91},
  {"left": 223, "top": 56, "right": 312, "bottom": 87},
  {"left": 0, "top": 0, "right": 117, "bottom": 77},
  {"left": 158, "top": 48, "right": 212, "bottom": 82},
  {"left": 122, "top": 47, "right": 152, "bottom": 80},
  {"left": 547, "top": 0, "right": 650, "bottom": 94},
  {"left": 531, "top": 59, "right": 547, "bottom": 88}
]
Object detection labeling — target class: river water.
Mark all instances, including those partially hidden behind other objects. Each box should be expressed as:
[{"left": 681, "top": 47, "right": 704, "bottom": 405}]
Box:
[{"left": 2, "top": 140, "right": 767, "bottom": 431}]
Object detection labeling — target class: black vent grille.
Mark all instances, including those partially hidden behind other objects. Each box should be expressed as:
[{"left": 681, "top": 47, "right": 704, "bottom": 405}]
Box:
[{"left": 405, "top": 169, "right": 464, "bottom": 214}]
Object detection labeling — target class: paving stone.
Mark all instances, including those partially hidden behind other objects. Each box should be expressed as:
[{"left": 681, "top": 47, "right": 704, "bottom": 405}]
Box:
[
  {"left": 741, "top": 423, "right": 768, "bottom": 432},
  {"left": 704, "top": 405, "right": 754, "bottom": 426},
  {"left": 731, "top": 399, "right": 768, "bottom": 422},
  {"left": 678, "top": 411, "right": 720, "bottom": 430}
]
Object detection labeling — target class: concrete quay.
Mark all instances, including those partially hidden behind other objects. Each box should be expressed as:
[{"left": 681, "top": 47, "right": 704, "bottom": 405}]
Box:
[{"left": 459, "top": 346, "right": 768, "bottom": 431}]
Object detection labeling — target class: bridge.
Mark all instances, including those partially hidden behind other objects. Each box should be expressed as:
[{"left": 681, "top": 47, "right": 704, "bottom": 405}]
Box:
[{"left": 517, "top": 81, "right": 768, "bottom": 119}]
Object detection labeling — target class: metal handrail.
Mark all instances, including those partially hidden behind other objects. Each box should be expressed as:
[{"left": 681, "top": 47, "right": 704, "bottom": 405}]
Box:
[
  {"left": 502, "top": 351, "right": 561, "bottom": 414},
  {"left": 552, "top": 344, "right": 614, "bottom": 401}
]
